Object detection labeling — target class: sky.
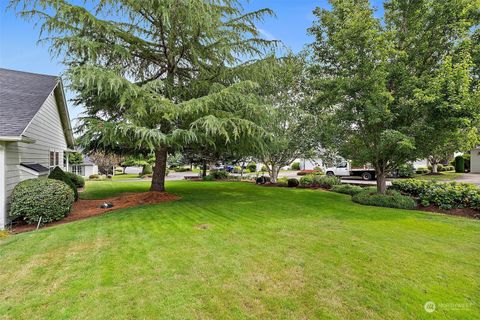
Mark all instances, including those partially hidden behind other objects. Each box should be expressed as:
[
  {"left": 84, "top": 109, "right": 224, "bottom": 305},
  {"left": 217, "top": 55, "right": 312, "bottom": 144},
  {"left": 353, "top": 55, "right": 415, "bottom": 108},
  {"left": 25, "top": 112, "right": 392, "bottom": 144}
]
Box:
[{"left": 0, "top": 0, "right": 384, "bottom": 120}]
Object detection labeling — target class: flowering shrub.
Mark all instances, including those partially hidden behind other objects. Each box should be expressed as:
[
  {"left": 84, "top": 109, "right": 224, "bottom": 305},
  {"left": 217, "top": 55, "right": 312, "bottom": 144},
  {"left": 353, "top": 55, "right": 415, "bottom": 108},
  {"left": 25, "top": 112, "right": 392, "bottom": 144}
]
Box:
[{"left": 391, "top": 179, "right": 480, "bottom": 210}]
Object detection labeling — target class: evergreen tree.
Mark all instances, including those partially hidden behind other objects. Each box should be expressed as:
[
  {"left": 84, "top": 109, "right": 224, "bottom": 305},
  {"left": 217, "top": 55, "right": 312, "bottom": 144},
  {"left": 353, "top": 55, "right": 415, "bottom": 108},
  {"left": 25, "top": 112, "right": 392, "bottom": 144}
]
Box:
[{"left": 11, "top": 0, "right": 275, "bottom": 191}]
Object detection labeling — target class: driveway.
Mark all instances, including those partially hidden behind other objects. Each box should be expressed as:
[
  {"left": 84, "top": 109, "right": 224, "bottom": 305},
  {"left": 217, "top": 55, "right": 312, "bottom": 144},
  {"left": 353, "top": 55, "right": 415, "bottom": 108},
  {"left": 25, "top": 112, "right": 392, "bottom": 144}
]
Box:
[{"left": 454, "top": 173, "right": 480, "bottom": 186}]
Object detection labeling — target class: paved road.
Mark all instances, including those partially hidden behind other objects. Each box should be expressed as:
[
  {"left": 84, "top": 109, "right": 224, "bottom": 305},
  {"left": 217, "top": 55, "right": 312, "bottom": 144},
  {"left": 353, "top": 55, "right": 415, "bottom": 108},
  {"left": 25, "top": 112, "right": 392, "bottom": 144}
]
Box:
[{"left": 114, "top": 170, "right": 480, "bottom": 186}]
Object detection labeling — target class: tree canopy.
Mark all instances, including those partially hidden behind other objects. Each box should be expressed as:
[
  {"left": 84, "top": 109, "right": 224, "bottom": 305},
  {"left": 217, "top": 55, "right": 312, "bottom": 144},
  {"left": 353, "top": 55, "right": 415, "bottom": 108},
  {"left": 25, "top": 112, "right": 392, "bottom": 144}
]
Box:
[
  {"left": 309, "top": 0, "right": 479, "bottom": 193},
  {"left": 12, "top": 0, "right": 277, "bottom": 191}
]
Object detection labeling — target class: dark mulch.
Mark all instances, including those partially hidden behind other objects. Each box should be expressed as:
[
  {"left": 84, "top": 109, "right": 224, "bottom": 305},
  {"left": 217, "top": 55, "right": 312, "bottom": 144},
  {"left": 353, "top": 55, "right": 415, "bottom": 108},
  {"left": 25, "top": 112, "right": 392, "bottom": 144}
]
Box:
[
  {"left": 11, "top": 191, "right": 181, "bottom": 234},
  {"left": 417, "top": 205, "right": 480, "bottom": 219}
]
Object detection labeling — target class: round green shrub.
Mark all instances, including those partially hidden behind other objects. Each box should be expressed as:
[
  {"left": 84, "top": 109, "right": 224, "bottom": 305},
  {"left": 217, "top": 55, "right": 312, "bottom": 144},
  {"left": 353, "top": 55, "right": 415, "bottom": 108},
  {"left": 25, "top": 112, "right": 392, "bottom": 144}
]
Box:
[
  {"left": 142, "top": 164, "right": 153, "bottom": 175},
  {"left": 291, "top": 162, "right": 301, "bottom": 170},
  {"left": 331, "top": 184, "right": 364, "bottom": 196},
  {"left": 89, "top": 174, "right": 99, "bottom": 179},
  {"left": 9, "top": 179, "right": 75, "bottom": 225},
  {"left": 211, "top": 170, "right": 229, "bottom": 180},
  {"left": 299, "top": 175, "right": 314, "bottom": 187},
  {"left": 246, "top": 162, "right": 257, "bottom": 172},
  {"left": 397, "top": 164, "right": 415, "bottom": 178},
  {"left": 287, "top": 178, "right": 299, "bottom": 188},
  {"left": 65, "top": 172, "right": 85, "bottom": 188},
  {"left": 48, "top": 166, "right": 78, "bottom": 200},
  {"left": 352, "top": 189, "right": 416, "bottom": 210}
]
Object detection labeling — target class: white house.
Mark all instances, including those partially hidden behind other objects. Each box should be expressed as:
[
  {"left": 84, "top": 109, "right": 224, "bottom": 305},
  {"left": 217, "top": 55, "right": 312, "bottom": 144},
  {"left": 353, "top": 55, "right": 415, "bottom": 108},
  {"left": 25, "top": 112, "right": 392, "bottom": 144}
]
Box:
[
  {"left": 0, "top": 68, "right": 74, "bottom": 229},
  {"left": 70, "top": 154, "right": 99, "bottom": 178},
  {"left": 470, "top": 147, "right": 480, "bottom": 173}
]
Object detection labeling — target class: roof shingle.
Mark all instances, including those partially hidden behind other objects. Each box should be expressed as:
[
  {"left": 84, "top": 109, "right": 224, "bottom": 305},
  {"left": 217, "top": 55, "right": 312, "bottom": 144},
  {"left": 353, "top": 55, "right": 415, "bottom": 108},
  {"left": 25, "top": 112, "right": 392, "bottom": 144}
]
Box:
[{"left": 0, "top": 68, "right": 59, "bottom": 136}]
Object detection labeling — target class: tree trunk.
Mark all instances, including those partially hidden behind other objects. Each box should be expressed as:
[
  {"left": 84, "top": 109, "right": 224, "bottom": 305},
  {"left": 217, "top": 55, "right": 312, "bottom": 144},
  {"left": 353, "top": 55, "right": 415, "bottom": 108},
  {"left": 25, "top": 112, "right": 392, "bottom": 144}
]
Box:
[
  {"left": 376, "top": 169, "right": 387, "bottom": 195},
  {"left": 270, "top": 164, "right": 280, "bottom": 183},
  {"left": 150, "top": 147, "right": 168, "bottom": 192},
  {"left": 431, "top": 163, "right": 438, "bottom": 174},
  {"left": 201, "top": 161, "right": 207, "bottom": 178}
]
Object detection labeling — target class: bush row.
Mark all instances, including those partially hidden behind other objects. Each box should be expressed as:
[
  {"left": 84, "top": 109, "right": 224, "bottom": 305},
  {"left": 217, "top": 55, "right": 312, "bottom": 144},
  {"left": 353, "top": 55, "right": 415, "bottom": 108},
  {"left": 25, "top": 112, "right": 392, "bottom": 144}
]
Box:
[
  {"left": 352, "top": 189, "right": 417, "bottom": 210},
  {"left": 299, "top": 175, "right": 340, "bottom": 189},
  {"left": 391, "top": 179, "right": 480, "bottom": 210},
  {"left": 331, "top": 184, "right": 364, "bottom": 196}
]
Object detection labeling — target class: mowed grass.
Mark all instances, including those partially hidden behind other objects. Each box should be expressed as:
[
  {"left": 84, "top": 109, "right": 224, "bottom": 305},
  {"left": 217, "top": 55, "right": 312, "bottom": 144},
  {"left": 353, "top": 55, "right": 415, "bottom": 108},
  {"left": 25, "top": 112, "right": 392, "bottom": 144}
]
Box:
[{"left": 1, "top": 181, "right": 479, "bottom": 319}]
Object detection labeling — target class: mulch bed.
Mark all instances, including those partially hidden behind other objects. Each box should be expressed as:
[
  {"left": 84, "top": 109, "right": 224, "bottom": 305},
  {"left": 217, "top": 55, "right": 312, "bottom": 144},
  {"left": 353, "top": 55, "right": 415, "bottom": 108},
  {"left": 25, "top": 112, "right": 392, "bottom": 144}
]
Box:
[
  {"left": 11, "top": 191, "right": 181, "bottom": 234},
  {"left": 417, "top": 204, "right": 480, "bottom": 219}
]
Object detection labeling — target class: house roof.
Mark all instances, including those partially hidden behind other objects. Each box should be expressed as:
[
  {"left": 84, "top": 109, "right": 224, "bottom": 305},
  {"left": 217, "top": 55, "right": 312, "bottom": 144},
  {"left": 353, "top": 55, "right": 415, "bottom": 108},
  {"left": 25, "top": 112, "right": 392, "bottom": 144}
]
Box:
[{"left": 0, "top": 68, "right": 74, "bottom": 147}]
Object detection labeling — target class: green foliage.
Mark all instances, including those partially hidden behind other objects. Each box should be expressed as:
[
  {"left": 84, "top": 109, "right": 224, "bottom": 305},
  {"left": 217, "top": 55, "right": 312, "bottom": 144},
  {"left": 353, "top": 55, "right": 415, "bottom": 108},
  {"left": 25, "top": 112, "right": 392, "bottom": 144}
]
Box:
[
  {"left": 142, "top": 164, "right": 153, "bottom": 175},
  {"left": 331, "top": 184, "right": 364, "bottom": 196},
  {"left": 299, "top": 175, "right": 340, "bottom": 189},
  {"left": 299, "top": 175, "right": 314, "bottom": 187},
  {"left": 455, "top": 156, "right": 465, "bottom": 173},
  {"left": 291, "top": 162, "right": 301, "bottom": 170},
  {"left": 203, "top": 175, "right": 215, "bottom": 181},
  {"left": 48, "top": 166, "right": 78, "bottom": 201},
  {"left": 397, "top": 164, "right": 415, "bottom": 178},
  {"left": 276, "top": 177, "right": 288, "bottom": 187},
  {"left": 352, "top": 190, "right": 416, "bottom": 210},
  {"left": 174, "top": 167, "right": 190, "bottom": 172},
  {"left": 415, "top": 167, "right": 430, "bottom": 174},
  {"left": 233, "top": 166, "right": 242, "bottom": 173},
  {"left": 287, "top": 178, "right": 300, "bottom": 188},
  {"left": 391, "top": 179, "right": 480, "bottom": 210},
  {"left": 68, "top": 152, "right": 83, "bottom": 165},
  {"left": 246, "top": 162, "right": 257, "bottom": 172},
  {"left": 9, "top": 178, "right": 74, "bottom": 225},
  {"left": 13, "top": 0, "right": 276, "bottom": 193},
  {"left": 309, "top": 0, "right": 479, "bottom": 194},
  {"left": 297, "top": 170, "right": 323, "bottom": 176},
  {"left": 65, "top": 172, "right": 85, "bottom": 188},
  {"left": 261, "top": 165, "right": 268, "bottom": 172},
  {"left": 210, "top": 170, "right": 229, "bottom": 180},
  {"left": 89, "top": 174, "right": 100, "bottom": 179}
]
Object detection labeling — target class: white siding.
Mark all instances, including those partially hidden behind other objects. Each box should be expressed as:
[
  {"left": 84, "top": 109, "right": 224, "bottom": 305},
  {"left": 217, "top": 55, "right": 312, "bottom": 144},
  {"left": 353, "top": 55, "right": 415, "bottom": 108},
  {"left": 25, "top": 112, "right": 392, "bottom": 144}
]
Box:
[
  {"left": 471, "top": 149, "right": 480, "bottom": 173},
  {"left": 3, "top": 91, "right": 68, "bottom": 220},
  {"left": 0, "top": 142, "right": 6, "bottom": 229}
]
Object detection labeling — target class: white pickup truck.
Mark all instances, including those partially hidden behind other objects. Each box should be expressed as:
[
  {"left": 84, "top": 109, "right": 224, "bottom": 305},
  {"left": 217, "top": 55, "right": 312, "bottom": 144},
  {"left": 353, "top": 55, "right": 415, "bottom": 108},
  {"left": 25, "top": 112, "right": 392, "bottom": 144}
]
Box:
[{"left": 325, "top": 161, "right": 376, "bottom": 180}]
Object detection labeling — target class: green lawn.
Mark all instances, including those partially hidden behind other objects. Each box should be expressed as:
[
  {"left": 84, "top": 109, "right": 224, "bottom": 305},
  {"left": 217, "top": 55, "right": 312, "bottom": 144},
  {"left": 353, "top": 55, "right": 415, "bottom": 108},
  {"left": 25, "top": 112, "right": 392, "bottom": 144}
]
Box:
[
  {"left": 1, "top": 181, "right": 479, "bottom": 319},
  {"left": 413, "top": 171, "right": 463, "bottom": 181}
]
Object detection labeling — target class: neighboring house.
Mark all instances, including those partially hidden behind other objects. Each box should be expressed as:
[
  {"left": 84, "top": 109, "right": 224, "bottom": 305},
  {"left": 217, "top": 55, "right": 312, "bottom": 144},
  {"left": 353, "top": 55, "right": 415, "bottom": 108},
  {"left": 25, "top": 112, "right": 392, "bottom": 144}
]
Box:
[
  {"left": 0, "top": 68, "right": 74, "bottom": 229},
  {"left": 70, "top": 155, "right": 98, "bottom": 178},
  {"left": 470, "top": 147, "right": 480, "bottom": 173}
]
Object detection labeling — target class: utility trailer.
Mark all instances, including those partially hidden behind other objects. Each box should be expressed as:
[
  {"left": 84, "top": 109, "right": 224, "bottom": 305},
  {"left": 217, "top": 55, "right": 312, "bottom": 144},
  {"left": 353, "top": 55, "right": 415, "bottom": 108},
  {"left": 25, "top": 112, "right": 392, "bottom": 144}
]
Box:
[{"left": 325, "top": 161, "right": 376, "bottom": 180}]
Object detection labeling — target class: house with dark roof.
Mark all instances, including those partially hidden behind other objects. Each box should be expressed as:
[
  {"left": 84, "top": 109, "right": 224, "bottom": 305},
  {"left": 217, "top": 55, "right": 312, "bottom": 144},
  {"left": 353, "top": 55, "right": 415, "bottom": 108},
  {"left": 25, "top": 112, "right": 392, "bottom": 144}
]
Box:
[{"left": 0, "top": 68, "right": 75, "bottom": 229}]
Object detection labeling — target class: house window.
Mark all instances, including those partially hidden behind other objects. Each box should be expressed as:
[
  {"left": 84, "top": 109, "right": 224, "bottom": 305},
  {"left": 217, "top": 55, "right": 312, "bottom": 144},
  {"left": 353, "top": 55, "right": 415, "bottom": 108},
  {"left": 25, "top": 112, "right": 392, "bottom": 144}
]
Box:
[
  {"left": 49, "top": 150, "right": 60, "bottom": 168},
  {"left": 49, "top": 151, "right": 55, "bottom": 167},
  {"left": 71, "top": 165, "right": 84, "bottom": 176}
]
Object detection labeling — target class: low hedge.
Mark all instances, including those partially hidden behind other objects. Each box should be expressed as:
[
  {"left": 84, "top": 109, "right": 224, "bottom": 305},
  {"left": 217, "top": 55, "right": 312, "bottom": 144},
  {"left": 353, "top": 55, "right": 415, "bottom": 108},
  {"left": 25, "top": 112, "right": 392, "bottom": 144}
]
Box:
[
  {"left": 65, "top": 172, "right": 85, "bottom": 188},
  {"left": 415, "top": 167, "right": 429, "bottom": 174},
  {"left": 299, "top": 175, "right": 340, "bottom": 189},
  {"left": 297, "top": 170, "right": 323, "bottom": 176},
  {"left": 352, "top": 189, "right": 416, "bottom": 210},
  {"left": 210, "top": 170, "right": 229, "bottom": 180},
  {"left": 331, "top": 184, "right": 364, "bottom": 196},
  {"left": 391, "top": 179, "right": 480, "bottom": 210},
  {"left": 9, "top": 178, "right": 75, "bottom": 225},
  {"left": 48, "top": 166, "right": 78, "bottom": 200},
  {"left": 287, "top": 178, "right": 299, "bottom": 188}
]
